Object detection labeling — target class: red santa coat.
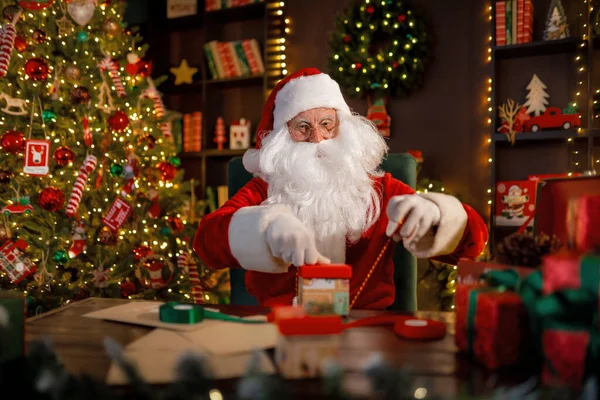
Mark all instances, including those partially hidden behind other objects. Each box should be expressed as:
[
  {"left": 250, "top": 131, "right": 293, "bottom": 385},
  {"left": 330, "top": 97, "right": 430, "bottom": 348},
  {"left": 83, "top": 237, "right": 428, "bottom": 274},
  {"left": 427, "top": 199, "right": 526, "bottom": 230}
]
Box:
[{"left": 193, "top": 173, "right": 488, "bottom": 309}]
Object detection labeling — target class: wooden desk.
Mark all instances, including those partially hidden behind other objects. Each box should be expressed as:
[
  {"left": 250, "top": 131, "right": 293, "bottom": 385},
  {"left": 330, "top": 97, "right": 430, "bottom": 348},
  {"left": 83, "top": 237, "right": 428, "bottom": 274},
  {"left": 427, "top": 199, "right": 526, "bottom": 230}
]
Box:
[{"left": 26, "top": 298, "right": 533, "bottom": 398}]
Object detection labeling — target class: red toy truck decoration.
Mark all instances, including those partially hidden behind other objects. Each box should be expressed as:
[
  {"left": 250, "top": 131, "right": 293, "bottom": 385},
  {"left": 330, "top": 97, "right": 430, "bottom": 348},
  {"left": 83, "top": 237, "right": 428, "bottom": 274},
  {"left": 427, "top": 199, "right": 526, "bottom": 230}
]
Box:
[{"left": 523, "top": 107, "right": 581, "bottom": 132}]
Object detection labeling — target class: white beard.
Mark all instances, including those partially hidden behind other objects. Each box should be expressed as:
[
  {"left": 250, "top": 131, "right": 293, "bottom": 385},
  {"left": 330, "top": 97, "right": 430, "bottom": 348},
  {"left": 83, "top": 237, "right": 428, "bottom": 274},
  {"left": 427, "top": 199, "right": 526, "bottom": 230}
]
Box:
[{"left": 257, "top": 112, "right": 388, "bottom": 263}]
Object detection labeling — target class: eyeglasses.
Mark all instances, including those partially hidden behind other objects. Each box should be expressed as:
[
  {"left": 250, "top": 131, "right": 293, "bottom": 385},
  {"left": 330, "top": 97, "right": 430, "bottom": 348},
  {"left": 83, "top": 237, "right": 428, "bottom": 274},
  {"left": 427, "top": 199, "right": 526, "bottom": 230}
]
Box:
[{"left": 288, "top": 118, "right": 339, "bottom": 141}]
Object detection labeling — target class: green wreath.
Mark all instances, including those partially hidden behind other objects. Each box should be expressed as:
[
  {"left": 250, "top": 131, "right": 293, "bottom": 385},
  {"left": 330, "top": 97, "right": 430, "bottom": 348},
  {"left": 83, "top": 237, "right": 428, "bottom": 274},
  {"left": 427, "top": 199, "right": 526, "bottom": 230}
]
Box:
[{"left": 328, "top": 0, "right": 431, "bottom": 98}]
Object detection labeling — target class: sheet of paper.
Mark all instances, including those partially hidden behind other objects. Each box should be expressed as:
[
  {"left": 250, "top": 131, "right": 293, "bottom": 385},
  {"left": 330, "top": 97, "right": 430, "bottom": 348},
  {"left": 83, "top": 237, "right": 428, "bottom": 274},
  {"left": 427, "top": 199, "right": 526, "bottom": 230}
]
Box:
[
  {"left": 180, "top": 320, "right": 278, "bottom": 356},
  {"left": 106, "top": 349, "right": 275, "bottom": 385},
  {"left": 82, "top": 301, "right": 259, "bottom": 332},
  {"left": 126, "top": 328, "right": 208, "bottom": 352}
]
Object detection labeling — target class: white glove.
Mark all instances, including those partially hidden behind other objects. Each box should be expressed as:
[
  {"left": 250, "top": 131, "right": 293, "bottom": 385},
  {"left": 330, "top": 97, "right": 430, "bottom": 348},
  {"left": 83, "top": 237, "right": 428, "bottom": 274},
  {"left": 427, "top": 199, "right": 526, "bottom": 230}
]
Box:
[
  {"left": 385, "top": 194, "right": 441, "bottom": 250},
  {"left": 266, "top": 212, "right": 331, "bottom": 267}
]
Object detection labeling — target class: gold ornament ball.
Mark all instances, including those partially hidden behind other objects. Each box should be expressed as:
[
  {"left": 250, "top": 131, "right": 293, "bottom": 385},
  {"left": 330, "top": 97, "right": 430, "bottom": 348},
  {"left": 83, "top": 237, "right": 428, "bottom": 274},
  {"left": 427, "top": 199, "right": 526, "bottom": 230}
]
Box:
[
  {"left": 103, "top": 19, "right": 120, "bottom": 39},
  {"left": 65, "top": 65, "right": 81, "bottom": 81}
]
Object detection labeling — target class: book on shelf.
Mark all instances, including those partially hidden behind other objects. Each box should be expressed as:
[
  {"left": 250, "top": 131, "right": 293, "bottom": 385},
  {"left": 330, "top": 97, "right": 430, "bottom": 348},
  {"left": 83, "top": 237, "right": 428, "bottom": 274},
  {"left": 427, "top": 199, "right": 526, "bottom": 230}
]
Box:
[
  {"left": 217, "top": 185, "right": 229, "bottom": 207},
  {"left": 183, "top": 112, "right": 202, "bottom": 152},
  {"left": 205, "top": 0, "right": 264, "bottom": 11},
  {"left": 495, "top": 0, "right": 533, "bottom": 46},
  {"left": 204, "top": 39, "right": 264, "bottom": 80}
]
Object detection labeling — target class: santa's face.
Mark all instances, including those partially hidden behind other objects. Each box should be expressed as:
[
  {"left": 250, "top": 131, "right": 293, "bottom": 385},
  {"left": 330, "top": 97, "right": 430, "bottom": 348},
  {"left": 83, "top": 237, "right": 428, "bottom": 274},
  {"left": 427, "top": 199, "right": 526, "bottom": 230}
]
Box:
[
  {"left": 258, "top": 108, "right": 388, "bottom": 262},
  {"left": 287, "top": 108, "right": 339, "bottom": 143}
]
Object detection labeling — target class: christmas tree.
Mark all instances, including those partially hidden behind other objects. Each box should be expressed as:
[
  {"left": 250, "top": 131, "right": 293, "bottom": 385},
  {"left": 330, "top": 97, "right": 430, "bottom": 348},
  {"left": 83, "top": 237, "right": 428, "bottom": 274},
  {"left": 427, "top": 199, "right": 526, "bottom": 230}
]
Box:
[
  {"left": 524, "top": 74, "right": 549, "bottom": 117},
  {"left": 0, "top": 0, "right": 228, "bottom": 313},
  {"left": 544, "top": 0, "right": 570, "bottom": 40}
]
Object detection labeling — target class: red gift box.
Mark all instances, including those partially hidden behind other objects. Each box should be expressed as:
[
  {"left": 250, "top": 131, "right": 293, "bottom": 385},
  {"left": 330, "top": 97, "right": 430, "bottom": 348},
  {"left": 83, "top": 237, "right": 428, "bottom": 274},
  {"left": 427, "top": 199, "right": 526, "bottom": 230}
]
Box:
[
  {"left": 455, "top": 283, "right": 533, "bottom": 369},
  {"left": 538, "top": 252, "right": 600, "bottom": 388},
  {"left": 534, "top": 176, "right": 600, "bottom": 250},
  {"left": 567, "top": 195, "right": 600, "bottom": 253}
]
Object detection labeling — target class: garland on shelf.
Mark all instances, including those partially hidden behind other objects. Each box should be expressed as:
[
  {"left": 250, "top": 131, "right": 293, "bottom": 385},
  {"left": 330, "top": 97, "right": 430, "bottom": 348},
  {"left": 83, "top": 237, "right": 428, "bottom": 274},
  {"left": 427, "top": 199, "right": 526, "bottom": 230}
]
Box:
[{"left": 327, "top": 0, "right": 431, "bottom": 98}]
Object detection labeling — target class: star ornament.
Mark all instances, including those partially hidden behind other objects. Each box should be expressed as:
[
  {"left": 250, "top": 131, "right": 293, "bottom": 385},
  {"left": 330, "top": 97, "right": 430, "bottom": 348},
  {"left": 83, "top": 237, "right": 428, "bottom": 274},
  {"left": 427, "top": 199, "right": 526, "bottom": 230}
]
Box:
[
  {"left": 56, "top": 14, "right": 74, "bottom": 36},
  {"left": 170, "top": 59, "right": 198, "bottom": 85}
]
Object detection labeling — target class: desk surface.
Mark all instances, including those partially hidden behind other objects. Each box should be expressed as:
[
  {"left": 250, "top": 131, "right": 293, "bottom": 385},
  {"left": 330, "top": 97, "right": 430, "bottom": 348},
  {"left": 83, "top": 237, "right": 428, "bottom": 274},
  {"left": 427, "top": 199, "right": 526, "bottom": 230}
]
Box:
[{"left": 25, "top": 298, "right": 532, "bottom": 398}]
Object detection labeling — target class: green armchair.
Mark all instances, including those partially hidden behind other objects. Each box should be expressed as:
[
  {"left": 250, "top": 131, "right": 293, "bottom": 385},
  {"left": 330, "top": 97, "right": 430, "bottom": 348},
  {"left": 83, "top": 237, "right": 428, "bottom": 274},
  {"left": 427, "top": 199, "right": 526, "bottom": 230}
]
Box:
[{"left": 226, "top": 153, "right": 418, "bottom": 311}]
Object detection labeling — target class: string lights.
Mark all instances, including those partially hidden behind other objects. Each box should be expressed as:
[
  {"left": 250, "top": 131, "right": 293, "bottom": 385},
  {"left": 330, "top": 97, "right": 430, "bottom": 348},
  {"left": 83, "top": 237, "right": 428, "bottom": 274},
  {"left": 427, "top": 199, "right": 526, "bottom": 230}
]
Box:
[
  {"left": 266, "top": 1, "right": 289, "bottom": 91},
  {"left": 485, "top": 3, "right": 493, "bottom": 253},
  {"left": 0, "top": 2, "right": 208, "bottom": 309}
]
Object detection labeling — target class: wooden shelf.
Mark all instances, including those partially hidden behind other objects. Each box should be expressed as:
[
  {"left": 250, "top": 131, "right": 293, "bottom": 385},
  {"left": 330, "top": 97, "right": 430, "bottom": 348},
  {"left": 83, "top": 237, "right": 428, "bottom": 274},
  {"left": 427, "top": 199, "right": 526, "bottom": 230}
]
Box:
[
  {"left": 205, "top": 75, "right": 264, "bottom": 86},
  {"left": 160, "top": 75, "right": 264, "bottom": 94},
  {"left": 493, "top": 38, "right": 581, "bottom": 60},
  {"left": 205, "top": 2, "right": 266, "bottom": 24},
  {"left": 180, "top": 149, "right": 247, "bottom": 158},
  {"left": 493, "top": 130, "right": 586, "bottom": 142}
]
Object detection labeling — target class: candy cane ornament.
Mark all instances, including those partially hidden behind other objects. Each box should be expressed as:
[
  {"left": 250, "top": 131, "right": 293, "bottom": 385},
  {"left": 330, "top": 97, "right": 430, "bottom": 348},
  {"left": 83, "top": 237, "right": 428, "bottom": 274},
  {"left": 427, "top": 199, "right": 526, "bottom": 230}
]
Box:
[
  {"left": 99, "top": 55, "right": 125, "bottom": 98},
  {"left": 160, "top": 122, "right": 172, "bottom": 139},
  {"left": 66, "top": 155, "right": 97, "bottom": 218},
  {"left": 0, "top": 12, "right": 21, "bottom": 79},
  {"left": 143, "top": 78, "right": 165, "bottom": 119}
]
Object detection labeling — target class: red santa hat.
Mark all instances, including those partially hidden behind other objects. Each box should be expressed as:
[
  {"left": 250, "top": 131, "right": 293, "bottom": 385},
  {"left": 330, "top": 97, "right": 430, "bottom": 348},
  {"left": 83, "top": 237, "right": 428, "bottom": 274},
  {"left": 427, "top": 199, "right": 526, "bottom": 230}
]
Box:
[{"left": 242, "top": 68, "right": 351, "bottom": 174}]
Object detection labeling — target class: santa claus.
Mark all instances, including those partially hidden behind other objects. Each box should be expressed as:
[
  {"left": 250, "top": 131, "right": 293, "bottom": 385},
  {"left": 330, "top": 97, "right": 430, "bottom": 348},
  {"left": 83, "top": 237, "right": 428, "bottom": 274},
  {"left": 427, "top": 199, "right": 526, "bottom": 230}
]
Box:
[{"left": 194, "top": 68, "right": 488, "bottom": 309}]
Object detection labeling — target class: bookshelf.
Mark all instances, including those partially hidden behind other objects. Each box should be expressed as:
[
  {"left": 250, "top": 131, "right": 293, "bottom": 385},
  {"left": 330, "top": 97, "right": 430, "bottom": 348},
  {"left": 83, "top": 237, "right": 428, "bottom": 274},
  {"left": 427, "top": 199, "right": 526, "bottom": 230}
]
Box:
[
  {"left": 489, "top": 0, "right": 598, "bottom": 254},
  {"left": 146, "top": 0, "right": 288, "bottom": 199}
]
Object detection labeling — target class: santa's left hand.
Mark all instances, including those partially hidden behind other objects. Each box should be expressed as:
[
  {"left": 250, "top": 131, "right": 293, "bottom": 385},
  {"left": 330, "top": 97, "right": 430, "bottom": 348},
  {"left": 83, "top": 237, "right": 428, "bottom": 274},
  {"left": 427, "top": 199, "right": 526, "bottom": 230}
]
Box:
[{"left": 385, "top": 194, "right": 441, "bottom": 249}]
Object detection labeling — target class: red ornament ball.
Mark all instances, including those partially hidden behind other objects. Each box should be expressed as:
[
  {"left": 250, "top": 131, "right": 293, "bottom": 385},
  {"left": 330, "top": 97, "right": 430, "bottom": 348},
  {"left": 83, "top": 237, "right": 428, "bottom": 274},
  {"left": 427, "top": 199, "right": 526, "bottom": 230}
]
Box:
[
  {"left": 1, "top": 130, "right": 25, "bottom": 154},
  {"left": 167, "top": 216, "right": 184, "bottom": 233},
  {"left": 14, "top": 35, "right": 27, "bottom": 52},
  {"left": 121, "top": 280, "right": 137, "bottom": 298},
  {"left": 24, "top": 57, "right": 49, "bottom": 81},
  {"left": 108, "top": 111, "right": 130, "bottom": 131},
  {"left": 136, "top": 58, "right": 153, "bottom": 78},
  {"left": 125, "top": 62, "right": 138, "bottom": 76},
  {"left": 33, "top": 29, "right": 46, "bottom": 43},
  {"left": 53, "top": 146, "right": 74, "bottom": 166},
  {"left": 157, "top": 161, "right": 177, "bottom": 182},
  {"left": 38, "top": 187, "right": 65, "bottom": 212},
  {"left": 393, "top": 61, "right": 399, "bottom": 68},
  {"left": 133, "top": 245, "right": 152, "bottom": 261},
  {"left": 18, "top": 0, "right": 54, "bottom": 10},
  {"left": 70, "top": 86, "right": 90, "bottom": 104},
  {"left": 366, "top": 5, "right": 375, "bottom": 13},
  {"left": 354, "top": 63, "right": 362, "bottom": 69},
  {"left": 397, "top": 14, "right": 407, "bottom": 22},
  {"left": 343, "top": 35, "right": 351, "bottom": 43}
]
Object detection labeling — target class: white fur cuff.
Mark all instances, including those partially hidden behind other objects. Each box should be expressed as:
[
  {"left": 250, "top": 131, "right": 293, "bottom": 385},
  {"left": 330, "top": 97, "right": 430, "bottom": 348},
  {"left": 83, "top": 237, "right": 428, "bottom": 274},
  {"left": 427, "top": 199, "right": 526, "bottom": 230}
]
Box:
[
  {"left": 408, "top": 192, "right": 468, "bottom": 259},
  {"left": 228, "top": 205, "right": 292, "bottom": 273},
  {"left": 242, "top": 148, "right": 260, "bottom": 174}
]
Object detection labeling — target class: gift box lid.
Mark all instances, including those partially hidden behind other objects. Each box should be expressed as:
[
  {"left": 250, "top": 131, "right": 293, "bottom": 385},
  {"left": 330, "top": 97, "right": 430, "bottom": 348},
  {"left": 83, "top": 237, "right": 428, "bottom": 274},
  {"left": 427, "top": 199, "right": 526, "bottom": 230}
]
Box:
[
  {"left": 298, "top": 264, "right": 352, "bottom": 279},
  {"left": 269, "top": 305, "right": 344, "bottom": 336},
  {"left": 534, "top": 175, "right": 600, "bottom": 246}
]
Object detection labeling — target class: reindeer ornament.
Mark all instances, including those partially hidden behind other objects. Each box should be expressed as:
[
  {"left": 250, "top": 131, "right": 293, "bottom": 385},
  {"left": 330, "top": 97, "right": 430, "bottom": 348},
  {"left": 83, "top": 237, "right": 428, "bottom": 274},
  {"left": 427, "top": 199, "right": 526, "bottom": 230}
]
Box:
[{"left": 24, "top": 139, "right": 50, "bottom": 176}]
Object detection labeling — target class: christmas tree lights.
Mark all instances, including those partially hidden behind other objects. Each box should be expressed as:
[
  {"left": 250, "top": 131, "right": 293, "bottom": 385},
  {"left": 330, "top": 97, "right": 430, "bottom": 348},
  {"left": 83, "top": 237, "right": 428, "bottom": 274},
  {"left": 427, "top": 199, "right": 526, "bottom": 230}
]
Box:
[{"left": 0, "top": 0, "right": 229, "bottom": 313}]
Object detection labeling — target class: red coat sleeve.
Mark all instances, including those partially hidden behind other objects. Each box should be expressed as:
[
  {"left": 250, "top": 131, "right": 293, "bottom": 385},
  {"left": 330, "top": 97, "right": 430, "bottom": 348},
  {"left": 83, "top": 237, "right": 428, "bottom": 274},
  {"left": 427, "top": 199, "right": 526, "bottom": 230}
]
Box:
[
  {"left": 192, "top": 178, "right": 268, "bottom": 270},
  {"left": 383, "top": 173, "right": 488, "bottom": 265}
]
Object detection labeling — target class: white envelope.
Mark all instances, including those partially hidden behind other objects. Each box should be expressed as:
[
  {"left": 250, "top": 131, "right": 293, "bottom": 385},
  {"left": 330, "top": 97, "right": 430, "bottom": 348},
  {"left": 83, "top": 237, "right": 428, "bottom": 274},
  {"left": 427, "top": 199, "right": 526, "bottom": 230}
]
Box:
[
  {"left": 105, "top": 327, "right": 277, "bottom": 385},
  {"left": 83, "top": 301, "right": 267, "bottom": 332},
  {"left": 106, "top": 349, "right": 275, "bottom": 385}
]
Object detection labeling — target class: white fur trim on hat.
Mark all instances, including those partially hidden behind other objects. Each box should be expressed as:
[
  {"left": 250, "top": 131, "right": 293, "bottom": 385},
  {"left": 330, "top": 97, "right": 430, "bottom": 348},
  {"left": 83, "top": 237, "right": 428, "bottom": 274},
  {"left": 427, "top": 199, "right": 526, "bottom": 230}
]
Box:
[
  {"left": 273, "top": 73, "right": 351, "bottom": 129},
  {"left": 242, "top": 149, "right": 260, "bottom": 174}
]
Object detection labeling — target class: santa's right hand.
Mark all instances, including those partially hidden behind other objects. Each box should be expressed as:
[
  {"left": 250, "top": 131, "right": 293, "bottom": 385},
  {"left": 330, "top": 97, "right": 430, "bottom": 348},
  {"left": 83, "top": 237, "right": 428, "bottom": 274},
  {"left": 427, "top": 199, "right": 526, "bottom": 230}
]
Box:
[{"left": 266, "top": 213, "right": 331, "bottom": 267}]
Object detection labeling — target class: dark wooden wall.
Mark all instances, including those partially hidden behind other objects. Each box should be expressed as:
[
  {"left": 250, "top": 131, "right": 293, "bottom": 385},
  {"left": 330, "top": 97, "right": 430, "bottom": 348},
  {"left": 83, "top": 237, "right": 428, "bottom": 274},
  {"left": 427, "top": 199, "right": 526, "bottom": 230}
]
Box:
[{"left": 285, "top": 0, "right": 491, "bottom": 217}]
